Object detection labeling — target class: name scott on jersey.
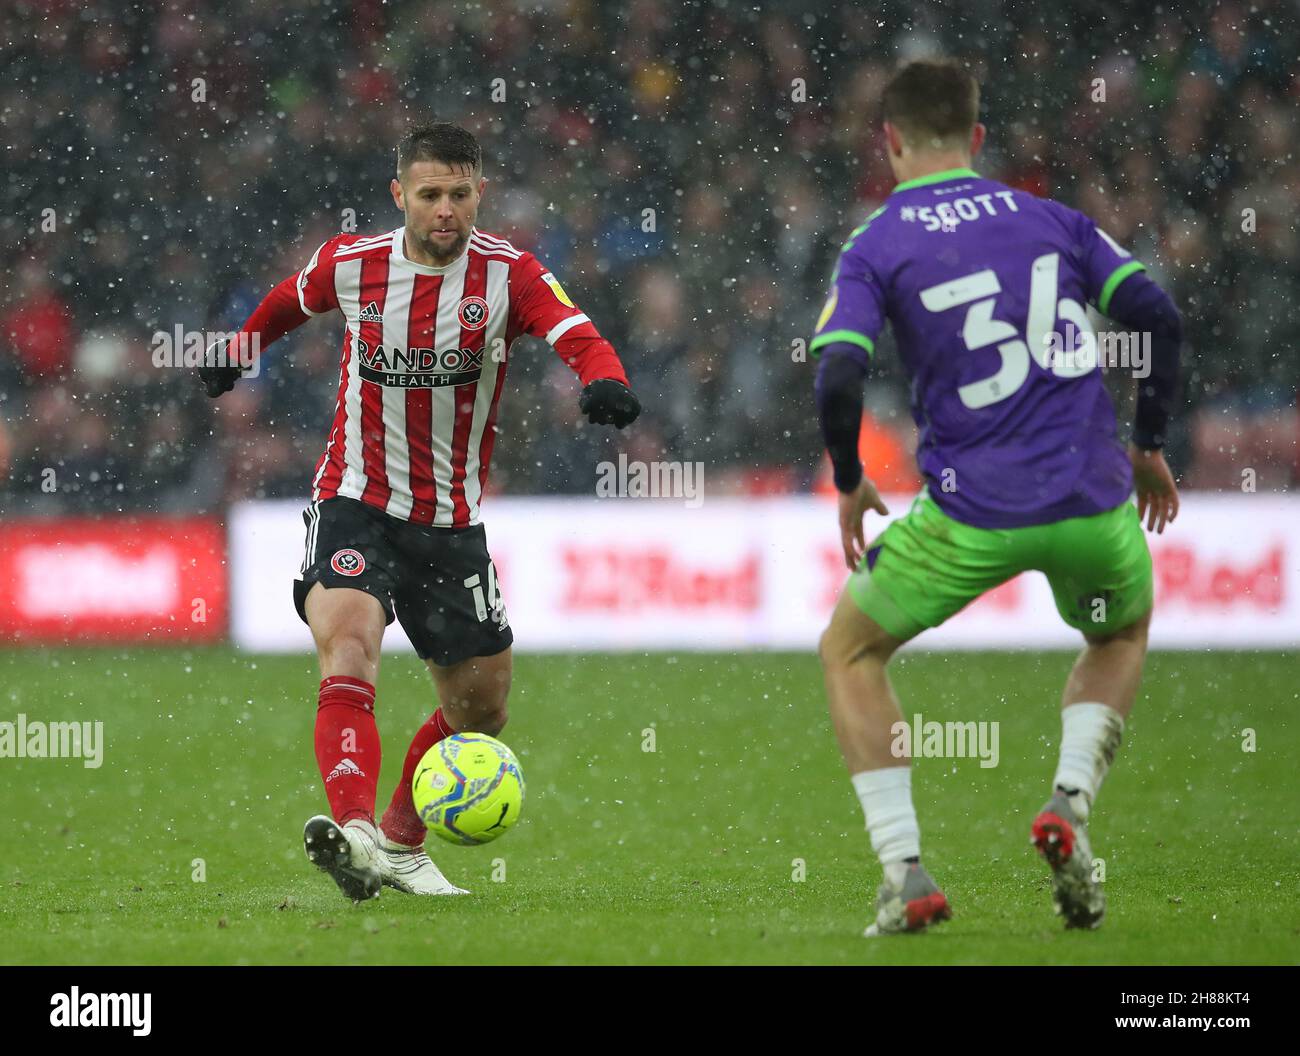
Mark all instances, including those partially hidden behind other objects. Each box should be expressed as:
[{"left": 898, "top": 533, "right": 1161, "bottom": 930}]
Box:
[{"left": 898, "top": 190, "right": 1019, "bottom": 232}]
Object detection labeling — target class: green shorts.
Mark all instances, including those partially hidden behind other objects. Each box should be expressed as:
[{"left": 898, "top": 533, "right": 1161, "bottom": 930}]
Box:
[{"left": 847, "top": 493, "right": 1153, "bottom": 640}]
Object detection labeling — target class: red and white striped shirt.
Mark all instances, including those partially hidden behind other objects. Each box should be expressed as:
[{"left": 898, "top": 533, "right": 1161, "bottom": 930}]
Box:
[{"left": 229, "top": 226, "right": 629, "bottom": 527}]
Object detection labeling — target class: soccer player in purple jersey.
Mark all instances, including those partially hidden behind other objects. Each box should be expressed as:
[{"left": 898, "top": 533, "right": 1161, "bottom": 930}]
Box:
[{"left": 812, "top": 60, "right": 1182, "bottom": 935}]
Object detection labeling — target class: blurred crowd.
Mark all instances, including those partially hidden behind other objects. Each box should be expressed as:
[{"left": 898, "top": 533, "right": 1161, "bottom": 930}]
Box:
[{"left": 2, "top": 0, "right": 1298, "bottom": 515}]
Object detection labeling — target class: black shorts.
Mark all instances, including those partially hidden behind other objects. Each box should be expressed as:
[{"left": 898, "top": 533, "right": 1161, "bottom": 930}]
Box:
[{"left": 292, "top": 497, "right": 512, "bottom": 667}]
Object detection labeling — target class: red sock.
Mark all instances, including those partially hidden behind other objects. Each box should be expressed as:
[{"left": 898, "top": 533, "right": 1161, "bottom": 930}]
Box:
[
  {"left": 380, "top": 708, "right": 455, "bottom": 846},
  {"left": 314, "top": 676, "right": 380, "bottom": 826}
]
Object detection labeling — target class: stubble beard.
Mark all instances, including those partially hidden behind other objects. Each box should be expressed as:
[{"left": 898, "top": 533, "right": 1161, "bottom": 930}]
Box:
[{"left": 417, "top": 227, "right": 468, "bottom": 267}]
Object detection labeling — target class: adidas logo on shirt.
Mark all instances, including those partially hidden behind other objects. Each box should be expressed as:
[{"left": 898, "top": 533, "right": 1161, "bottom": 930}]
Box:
[
  {"left": 358, "top": 301, "right": 383, "bottom": 322},
  {"left": 326, "top": 757, "right": 365, "bottom": 782}
]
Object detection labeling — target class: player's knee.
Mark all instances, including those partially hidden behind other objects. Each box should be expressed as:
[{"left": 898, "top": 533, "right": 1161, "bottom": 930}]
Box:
[
  {"left": 451, "top": 691, "right": 508, "bottom": 736},
  {"left": 1128, "top": 605, "right": 1153, "bottom": 640},
  {"left": 320, "top": 630, "right": 379, "bottom": 679},
  {"left": 476, "top": 669, "right": 511, "bottom": 734},
  {"left": 819, "top": 621, "right": 888, "bottom": 670},
  {"left": 438, "top": 656, "right": 511, "bottom": 735},
  {"left": 817, "top": 628, "right": 837, "bottom": 667},
  {"left": 1087, "top": 604, "right": 1152, "bottom": 647},
  {"left": 472, "top": 703, "right": 509, "bottom": 737}
]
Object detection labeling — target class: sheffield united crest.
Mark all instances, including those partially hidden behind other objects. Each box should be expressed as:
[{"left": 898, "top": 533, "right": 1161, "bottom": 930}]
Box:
[
  {"left": 330, "top": 548, "right": 365, "bottom": 576},
  {"left": 458, "top": 296, "right": 489, "bottom": 331}
]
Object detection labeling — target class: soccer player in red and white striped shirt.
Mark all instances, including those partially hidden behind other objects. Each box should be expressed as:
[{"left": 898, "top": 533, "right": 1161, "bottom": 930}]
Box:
[{"left": 200, "top": 123, "right": 639, "bottom": 901}]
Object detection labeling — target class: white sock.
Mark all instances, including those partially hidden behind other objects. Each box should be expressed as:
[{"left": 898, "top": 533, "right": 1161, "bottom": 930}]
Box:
[
  {"left": 851, "top": 766, "right": 920, "bottom": 884},
  {"left": 1052, "top": 702, "right": 1125, "bottom": 819}
]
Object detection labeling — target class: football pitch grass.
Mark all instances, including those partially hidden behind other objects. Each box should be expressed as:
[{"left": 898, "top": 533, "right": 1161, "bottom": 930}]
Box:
[{"left": 1, "top": 648, "right": 1295, "bottom": 966}]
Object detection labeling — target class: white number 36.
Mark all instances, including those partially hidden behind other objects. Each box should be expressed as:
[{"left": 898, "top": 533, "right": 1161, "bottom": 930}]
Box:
[{"left": 919, "top": 253, "right": 1092, "bottom": 409}]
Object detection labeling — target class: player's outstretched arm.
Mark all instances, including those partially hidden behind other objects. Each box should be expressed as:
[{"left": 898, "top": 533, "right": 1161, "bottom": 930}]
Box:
[
  {"left": 1102, "top": 272, "right": 1184, "bottom": 534},
  {"left": 198, "top": 274, "right": 313, "bottom": 398},
  {"left": 816, "top": 346, "right": 889, "bottom": 569},
  {"left": 200, "top": 234, "right": 344, "bottom": 398},
  {"left": 511, "top": 253, "right": 639, "bottom": 428},
  {"left": 809, "top": 215, "right": 890, "bottom": 566},
  {"left": 1080, "top": 214, "right": 1184, "bottom": 533}
]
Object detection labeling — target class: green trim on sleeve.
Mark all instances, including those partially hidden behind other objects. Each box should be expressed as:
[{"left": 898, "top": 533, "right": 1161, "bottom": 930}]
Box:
[
  {"left": 809, "top": 330, "right": 875, "bottom": 359},
  {"left": 1097, "top": 260, "right": 1146, "bottom": 316},
  {"left": 841, "top": 204, "right": 888, "bottom": 252}
]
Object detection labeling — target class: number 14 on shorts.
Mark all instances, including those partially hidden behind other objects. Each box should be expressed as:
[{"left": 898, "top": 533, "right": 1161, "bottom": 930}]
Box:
[{"left": 464, "top": 562, "right": 508, "bottom": 630}]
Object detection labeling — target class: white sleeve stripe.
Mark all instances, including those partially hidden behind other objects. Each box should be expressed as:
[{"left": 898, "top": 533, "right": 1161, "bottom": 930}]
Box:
[
  {"left": 297, "top": 239, "right": 330, "bottom": 316},
  {"left": 297, "top": 271, "right": 322, "bottom": 316},
  {"left": 334, "top": 232, "right": 401, "bottom": 259},
  {"left": 545, "top": 313, "right": 590, "bottom": 345},
  {"left": 469, "top": 236, "right": 520, "bottom": 259},
  {"left": 471, "top": 229, "right": 520, "bottom": 253}
]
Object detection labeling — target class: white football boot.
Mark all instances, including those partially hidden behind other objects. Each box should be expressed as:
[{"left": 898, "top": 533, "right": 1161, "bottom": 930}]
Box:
[
  {"left": 303, "top": 815, "right": 382, "bottom": 902},
  {"left": 377, "top": 833, "right": 469, "bottom": 896}
]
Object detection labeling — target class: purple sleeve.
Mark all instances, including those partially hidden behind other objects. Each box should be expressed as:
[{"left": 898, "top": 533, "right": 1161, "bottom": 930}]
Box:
[
  {"left": 1102, "top": 270, "right": 1183, "bottom": 449},
  {"left": 808, "top": 243, "right": 885, "bottom": 363},
  {"left": 1074, "top": 210, "right": 1148, "bottom": 317}
]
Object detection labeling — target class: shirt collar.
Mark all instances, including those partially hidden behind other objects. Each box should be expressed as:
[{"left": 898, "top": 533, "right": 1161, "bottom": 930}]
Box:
[
  {"left": 890, "top": 167, "right": 980, "bottom": 194},
  {"left": 389, "top": 226, "right": 473, "bottom": 274}
]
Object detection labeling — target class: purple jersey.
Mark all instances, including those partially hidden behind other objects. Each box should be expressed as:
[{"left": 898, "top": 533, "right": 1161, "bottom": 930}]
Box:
[{"left": 811, "top": 168, "right": 1147, "bottom": 529}]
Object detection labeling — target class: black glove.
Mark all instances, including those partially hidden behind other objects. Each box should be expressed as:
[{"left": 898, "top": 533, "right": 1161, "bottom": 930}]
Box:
[
  {"left": 579, "top": 378, "right": 640, "bottom": 428},
  {"left": 198, "top": 339, "right": 244, "bottom": 398}
]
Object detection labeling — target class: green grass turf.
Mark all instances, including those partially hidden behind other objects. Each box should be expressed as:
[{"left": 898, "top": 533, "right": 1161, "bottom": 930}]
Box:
[{"left": 0, "top": 648, "right": 1296, "bottom": 965}]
